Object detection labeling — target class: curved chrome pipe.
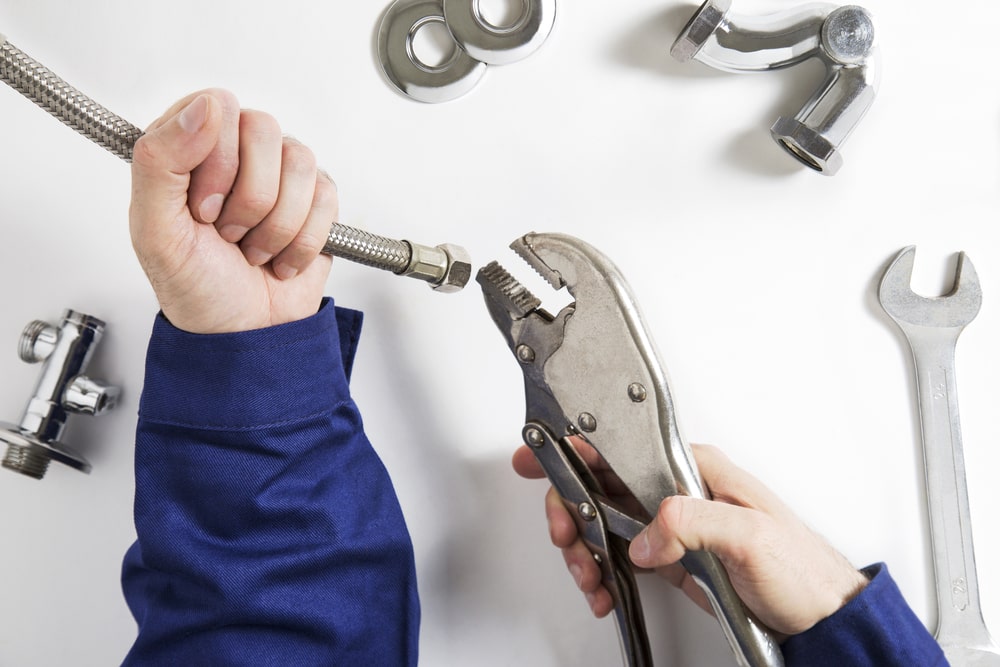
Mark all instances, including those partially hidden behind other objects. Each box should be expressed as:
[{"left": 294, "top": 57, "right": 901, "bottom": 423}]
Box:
[{"left": 672, "top": 0, "right": 878, "bottom": 175}]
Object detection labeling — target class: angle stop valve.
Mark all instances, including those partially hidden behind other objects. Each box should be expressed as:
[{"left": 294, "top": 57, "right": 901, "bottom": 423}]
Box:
[{"left": 0, "top": 309, "right": 119, "bottom": 480}]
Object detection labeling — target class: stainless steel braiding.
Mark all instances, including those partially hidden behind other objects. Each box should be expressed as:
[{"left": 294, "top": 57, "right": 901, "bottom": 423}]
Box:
[
  {"left": 0, "top": 38, "right": 141, "bottom": 161},
  {"left": 325, "top": 225, "right": 411, "bottom": 273},
  {"left": 0, "top": 34, "right": 470, "bottom": 291}
]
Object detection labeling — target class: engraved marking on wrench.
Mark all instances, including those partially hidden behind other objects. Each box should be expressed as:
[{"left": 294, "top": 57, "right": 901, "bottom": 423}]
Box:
[
  {"left": 879, "top": 246, "right": 1000, "bottom": 663},
  {"left": 927, "top": 365, "right": 970, "bottom": 613}
]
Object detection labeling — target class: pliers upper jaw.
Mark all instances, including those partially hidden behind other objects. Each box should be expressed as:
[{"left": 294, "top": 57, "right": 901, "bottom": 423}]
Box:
[
  {"left": 477, "top": 230, "right": 600, "bottom": 345},
  {"left": 477, "top": 235, "right": 654, "bottom": 666},
  {"left": 479, "top": 233, "right": 786, "bottom": 667},
  {"left": 477, "top": 259, "right": 571, "bottom": 435},
  {"left": 476, "top": 258, "right": 557, "bottom": 342}
]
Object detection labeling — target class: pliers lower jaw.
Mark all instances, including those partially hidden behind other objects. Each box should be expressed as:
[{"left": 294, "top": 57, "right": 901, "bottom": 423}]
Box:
[{"left": 478, "top": 233, "right": 784, "bottom": 667}]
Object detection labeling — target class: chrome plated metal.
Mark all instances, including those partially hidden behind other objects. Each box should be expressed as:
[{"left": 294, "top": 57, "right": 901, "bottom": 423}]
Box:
[
  {"left": 523, "top": 422, "right": 651, "bottom": 666},
  {"left": 442, "top": 0, "right": 556, "bottom": 65},
  {"left": 878, "top": 246, "right": 1000, "bottom": 665},
  {"left": 478, "top": 233, "right": 783, "bottom": 667},
  {"left": 671, "top": 1, "right": 878, "bottom": 175},
  {"left": 0, "top": 310, "right": 120, "bottom": 480},
  {"left": 0, "top": 33, "right": 470, "bottom": 292},
  {"left": 378, "top": 0, "right": 488, "bottom": 103}
]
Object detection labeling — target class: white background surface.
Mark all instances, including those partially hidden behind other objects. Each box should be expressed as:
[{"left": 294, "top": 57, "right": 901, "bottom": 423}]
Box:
[{"left": 1, "top": 0, "right": 998, "bottom": 665}]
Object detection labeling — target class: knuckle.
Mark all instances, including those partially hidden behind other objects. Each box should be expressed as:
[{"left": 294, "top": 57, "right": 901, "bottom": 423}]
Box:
[
  {"left": 317, "top": 169, "right": 339, "bottom": 192},
  {"left": 204, "top": 87, "right": 239, "bottom": 112},
  {"left": 731, "top": 515, "right": 773, "bottom": 568},
  {"left": 260, "top": 218, "right": 301, "bottom": 246},
  {"left": 237, "top": 191, "right": 279, "bottom": 220},
  {"left": 131, "top": 135, "right": 159, "bottom": 167},
  {"left": 694, "top": 443, "right": 725, "bottom": 461},
  {"left": 281, "top": 141, "right": 317, "bottom": 175},
  {"left": 239, "top": 109, "right": 281, "bottom": 140},
  {"left": 285, "top": 230, "right": 325, "bottom": 258},
  {"left": 657, "top": 495, "right": 687, "bottom": 536},
  {"left": 312, "top": 175, "right": 339, "bottom": 210}
]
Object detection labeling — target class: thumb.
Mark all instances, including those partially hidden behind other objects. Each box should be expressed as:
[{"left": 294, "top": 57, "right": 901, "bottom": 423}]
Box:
[
  {"left": 129, "top": 94, "right": 222, "bottom": 248},
  {"left": 629, "top": 495, "right": 764, "bottom": 569}
]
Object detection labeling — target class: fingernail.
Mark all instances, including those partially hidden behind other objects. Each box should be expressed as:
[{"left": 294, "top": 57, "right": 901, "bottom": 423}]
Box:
[
  {"left": 629, "top": 530, "right": 650, "bottom": 564},
  {"left": 244, "top": 247, "right": 271, "bottom": 266},
  {"left": 178, "top": 95, "right": 209, "bottom": 134},
  {"left": 585, "top": 592, "right": 598, "bottom": 614},
  {"left": 219, "top": 225, "right": 248, "bottom": 243},
  {"left": 273, "top": 262, "right": 298, "bottom": 281},
  {"left": 569, "top": 564, "right": 583, "bottom": 589},
  {"left": 199, "top": 193, "right": 225, "bottom": 223}
]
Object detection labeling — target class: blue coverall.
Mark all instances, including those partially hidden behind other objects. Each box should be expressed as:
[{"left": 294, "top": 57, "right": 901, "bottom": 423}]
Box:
[{"left": 120, "top": 299, "right": 945, "bottom": 666}]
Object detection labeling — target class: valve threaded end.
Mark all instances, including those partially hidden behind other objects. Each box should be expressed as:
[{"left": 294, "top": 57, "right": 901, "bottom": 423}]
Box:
[
  {"left": 2, "top": 444, "right": 51, "bottom": 479},
  {"left": 18, "top": 320, "right": 53, "bottom": 362}
]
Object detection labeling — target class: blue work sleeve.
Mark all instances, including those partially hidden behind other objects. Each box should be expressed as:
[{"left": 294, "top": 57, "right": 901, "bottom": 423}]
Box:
[
  {"left": 782, "top": 563, "right": 946, "bottom": 666},
  {"left": 121, "top": 298, "right": 420, "bottom": 666}
]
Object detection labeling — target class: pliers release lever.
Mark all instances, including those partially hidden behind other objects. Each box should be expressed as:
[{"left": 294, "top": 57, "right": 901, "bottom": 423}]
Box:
[{"left": 477, "top": 233, "right": 783, "bottom": 667}]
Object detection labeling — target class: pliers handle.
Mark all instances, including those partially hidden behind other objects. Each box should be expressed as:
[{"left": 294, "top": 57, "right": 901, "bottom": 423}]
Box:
[
  {"left": 478, "top": 232, "right": 784, "bottom": 667},
  {"left": 522, "top": 421, "right": 650, "bottom": 666}
]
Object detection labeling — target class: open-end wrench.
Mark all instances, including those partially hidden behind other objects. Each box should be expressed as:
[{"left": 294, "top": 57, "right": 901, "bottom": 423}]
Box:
[{"left": 879, "top": 246, "right": 1000, "bottom": 665}]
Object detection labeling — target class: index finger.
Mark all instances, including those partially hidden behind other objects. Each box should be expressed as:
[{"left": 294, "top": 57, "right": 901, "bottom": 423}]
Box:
[{"left": 147, "top": 88, "right": 241, "bottom": 224}]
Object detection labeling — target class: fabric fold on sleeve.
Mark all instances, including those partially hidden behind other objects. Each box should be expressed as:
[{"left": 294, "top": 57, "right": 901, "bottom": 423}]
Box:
[{"left": 121, "top": 298, "right": 420, "bottom": 666}]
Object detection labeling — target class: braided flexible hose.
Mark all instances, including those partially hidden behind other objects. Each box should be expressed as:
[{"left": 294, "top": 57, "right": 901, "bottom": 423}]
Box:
[
  {"left": 0, "top": 37, "right": 141, "bottom": 161},
  {"left": 0, "top": 34, "right": 469, "bottom": 289}
]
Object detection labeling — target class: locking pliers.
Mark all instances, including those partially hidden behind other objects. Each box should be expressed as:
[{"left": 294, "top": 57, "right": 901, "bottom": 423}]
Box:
[{"left": 477, "top": 232, "right": 783, "bottom": 667}]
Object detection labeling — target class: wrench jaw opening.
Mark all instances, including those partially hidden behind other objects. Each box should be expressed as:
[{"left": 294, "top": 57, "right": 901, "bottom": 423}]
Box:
[{"left": 879, "top": 246, "right": 983, "bottom": 329}]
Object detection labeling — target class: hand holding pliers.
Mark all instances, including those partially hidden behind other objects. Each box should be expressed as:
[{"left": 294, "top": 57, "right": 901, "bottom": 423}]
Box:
[{"left": 477, "top": 232, "right": 783, "bottom": 667}]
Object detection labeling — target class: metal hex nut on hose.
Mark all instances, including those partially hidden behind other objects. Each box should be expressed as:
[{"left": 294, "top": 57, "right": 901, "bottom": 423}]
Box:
[
  {"left": 433, "top": 243, "right": 472, "bottom": 293},
  {"left": 396, "top": 241, "right": 472, "bottom": 292}
]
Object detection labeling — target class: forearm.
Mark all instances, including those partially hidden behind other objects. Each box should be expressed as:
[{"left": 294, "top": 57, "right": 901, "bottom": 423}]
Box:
[
  {"left": 782, "top": 563, "right": 946, "bottom": 667},
  {"left": 121, "top": 299, "right": 419, "bottom": 665}
]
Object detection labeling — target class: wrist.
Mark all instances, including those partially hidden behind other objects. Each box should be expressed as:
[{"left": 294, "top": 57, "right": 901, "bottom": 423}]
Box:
[
  {"left": 160, "top": 293, "right": 325, "bottom": 334},
  {"left": 140, "top": 298, "right": 354, "bottom": 429}
]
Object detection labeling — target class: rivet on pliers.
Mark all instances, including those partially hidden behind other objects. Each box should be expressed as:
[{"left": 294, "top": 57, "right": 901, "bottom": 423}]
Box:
[{"left": 478, "top": 233, "right": 785, "bottom": 667}]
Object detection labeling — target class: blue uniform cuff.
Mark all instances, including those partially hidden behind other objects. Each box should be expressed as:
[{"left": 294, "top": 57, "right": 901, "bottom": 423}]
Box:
[
  {"left": 138, "top": 297, "right": 363, "bottom": 429},
  {"left": 782, "top": 563, "right": 947, "bottom": 666}
]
